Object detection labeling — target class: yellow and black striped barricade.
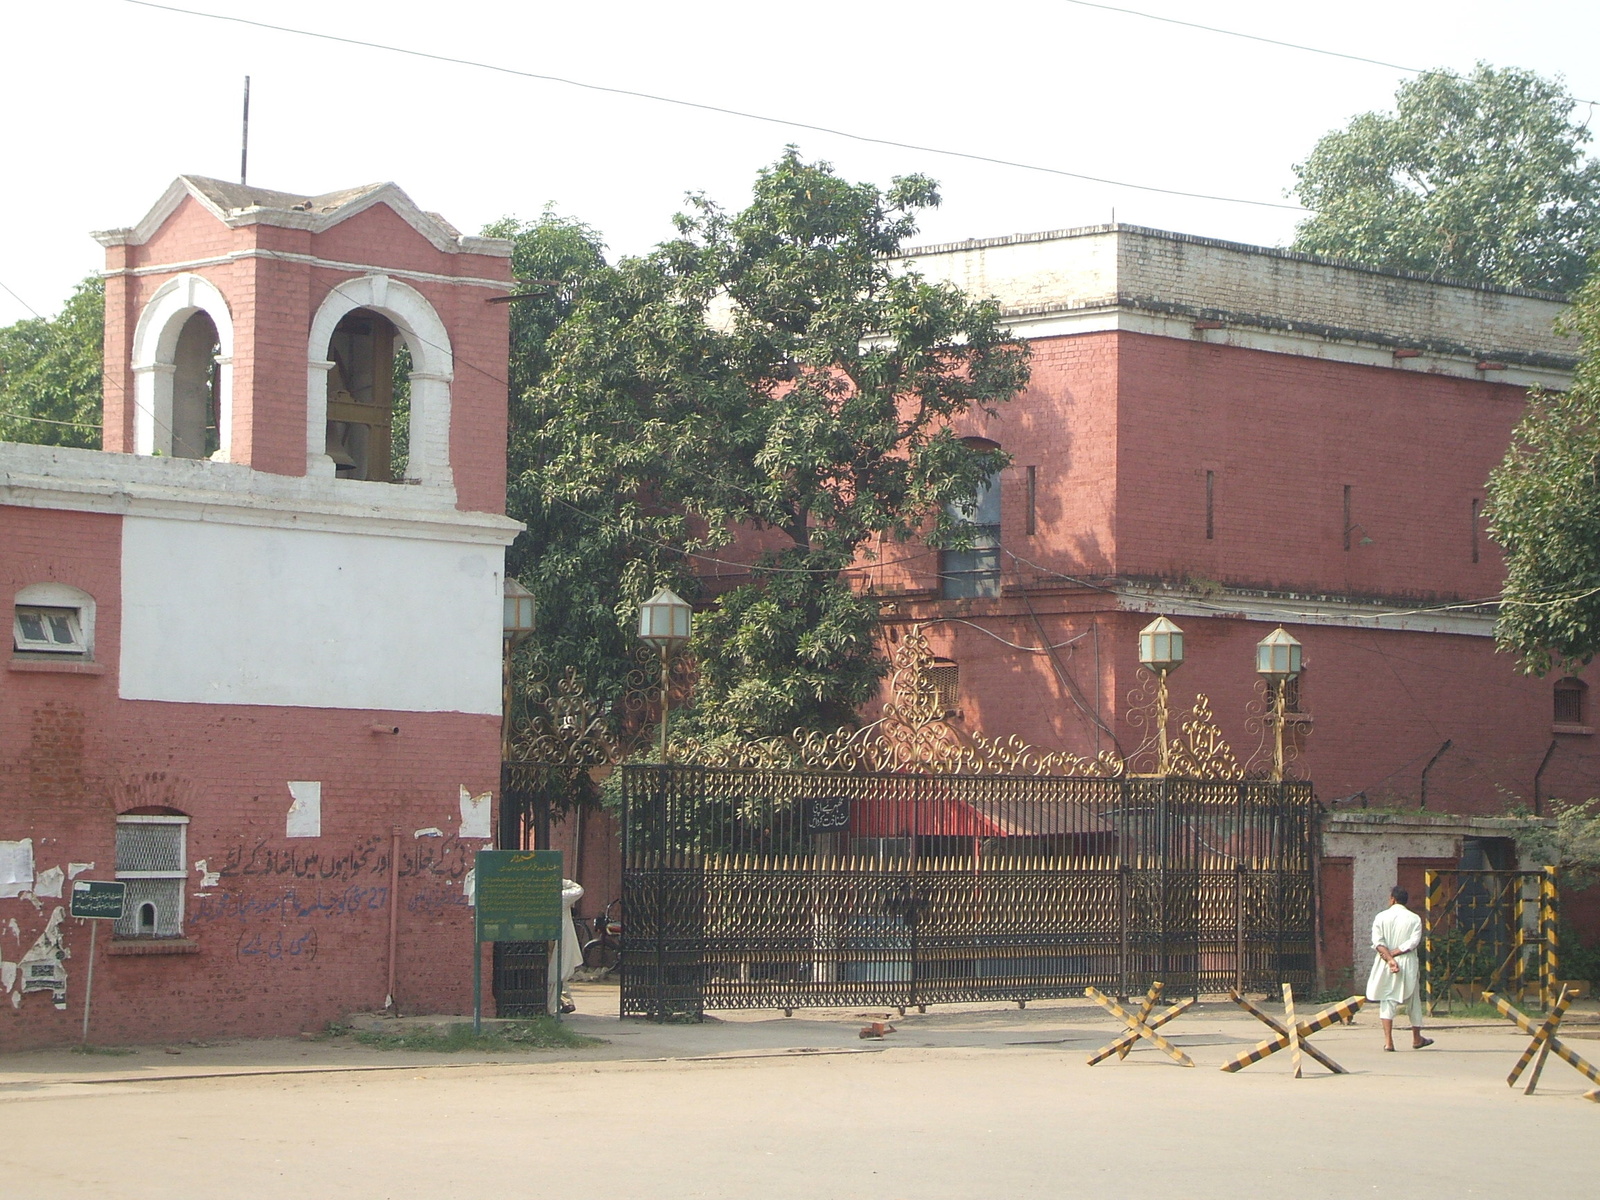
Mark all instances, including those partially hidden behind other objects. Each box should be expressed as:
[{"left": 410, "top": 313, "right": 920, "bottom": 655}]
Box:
[
  {"left": 1084, "top": 985, "right": 1196, "bottom": 1067},
  {"left": 1485, "top": 988, "right": 1600, "bottom": 1102},
  {"left": 1085, "top": 981, "right": 1197, "bottom": 1066},
  {"left": 1221, "top": 986, "right": 1364, "bottom": 1076}
]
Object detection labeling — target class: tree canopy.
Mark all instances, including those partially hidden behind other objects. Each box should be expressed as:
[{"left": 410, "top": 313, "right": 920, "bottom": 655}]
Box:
[
  {"left": 1292, "top": 64, "right": 1600, "bottom": 294},
  {"left": 485, "top": 209, "right": 688, "bottom": 722},
  {"left": 519, "top": 149, "right": 1029, "bottom": 744},
  {"left": 0, "top": 277, "right": 103, "bottom": 448},
  {"left": 1486, "top": 267, "right": 1600, "bottom": 674}
]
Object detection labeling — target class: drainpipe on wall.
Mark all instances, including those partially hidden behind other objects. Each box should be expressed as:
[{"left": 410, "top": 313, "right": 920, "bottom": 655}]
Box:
[
  {"left": 1418, "top": 739, "right": 1453, "bottom": 811},
  {"left": 1533, "top": 740, "right": 1558, "bottom": 817},
  {"left": 385, "top": 825, "right": 401, "bottom": 1014}
]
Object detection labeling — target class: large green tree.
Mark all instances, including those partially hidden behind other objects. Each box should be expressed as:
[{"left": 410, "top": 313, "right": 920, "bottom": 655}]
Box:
[
  {"left": 480, "top": 209, "right": 676, "bottom": 724},
  {"left": 1292, "top": 64, "right": 1600, "bottom": 294},
  {"left": 0, "top": 277, "right": 103, "bottom": 448},
  {"left": 525, "top": 150, "right": 1029, "bottom": 743},
  {"left": 1486, "top": 266, "right": 1600, "bottom": 673}
]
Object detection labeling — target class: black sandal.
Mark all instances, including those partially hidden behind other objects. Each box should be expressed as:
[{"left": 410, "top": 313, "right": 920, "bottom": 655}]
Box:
[{"left": 1414, "top": 1037, "right": 1434, "bottom": 1049}]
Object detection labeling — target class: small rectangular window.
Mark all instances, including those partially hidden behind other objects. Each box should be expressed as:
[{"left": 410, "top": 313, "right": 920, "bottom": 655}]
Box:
[
  {"left": 1471, "top": 498, "right": 1481, "bottom": 564},
  {"left": 1205, "top": 470, "right": 1215, "bottom": 540},
  {"left": 114, "top": 816, "right": 189, "bottom": 939},
  {"left": 13, "top": 606, "right": 86, "bottom": 654},
  {"left": 1343, "top": 485, "right": 1353, "bottom": 552},
  {"left": 1554, "top": 680, "right": 1586, "bottom": 726},
  {"left": 1025, "top": 466, "right": 1037, "bottom": 536},
  {"left": 928, "top": 663, "right": 960, "bottom": 715}
]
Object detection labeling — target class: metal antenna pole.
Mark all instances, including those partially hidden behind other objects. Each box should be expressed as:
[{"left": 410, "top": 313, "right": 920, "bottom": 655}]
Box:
[{"left": 240, "top": 76, "right": 251, "bottom": 185}]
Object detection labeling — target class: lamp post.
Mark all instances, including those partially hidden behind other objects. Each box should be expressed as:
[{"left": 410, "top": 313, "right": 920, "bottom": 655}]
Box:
[
  {"left": 1255, "top": 626, "right": 1302, "bottom": 782},
  {"left": 1138, "top": 616, "right": 1185, "bottom": 775},
  {"left": 502, "top": 577, "right": 537, "bottom": 762},
  {"left": 637, "top": 587, "right": 693, "bottom": 763}
]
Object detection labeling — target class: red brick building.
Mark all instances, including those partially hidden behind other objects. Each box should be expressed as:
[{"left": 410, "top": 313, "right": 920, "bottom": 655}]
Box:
[
  {"left": 866, "top": 225, "right": 1597, "bottom": 960},
  {"left": 864, "top": 225, "right": 1589, "bottom": 802},
  {"left": 1, "top": 177, "right": 519, "bottom": 1047}
]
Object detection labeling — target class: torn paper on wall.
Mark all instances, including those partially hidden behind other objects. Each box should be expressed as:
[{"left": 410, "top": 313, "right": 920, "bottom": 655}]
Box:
[
  {"left": 463, "top": 868, "right": 476, "bottom": 907},
  {"left": 0, "top": 839, "right": 35, "bottom": 899},
  {"left": 413, "top": 827, "right": 443, "bottom": 839},
  {"left": 67, "top": 863, "right": 94, "bottom": 879},
  {"left": 194, "top": 859, "right": 220, "bottom": 888},
  {"left": 33, "top": 867, "right": 64, "bottom": 899},
  {"left": 1, "top": 961, "right": 15, "bottom": 993},
  {"left": 459, "top": 786, "right": 492, "bottom": 840},
  {"left": 19, "top": 907, "right": 68, "bottom": 1010},
  {"left": 286, "top": 781, "right": 323, "bottom": 839}
]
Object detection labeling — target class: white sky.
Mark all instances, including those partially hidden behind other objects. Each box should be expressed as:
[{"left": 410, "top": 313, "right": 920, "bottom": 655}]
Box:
[{"left": 3, "top": 0, "right": 1598, "bottom": 325}]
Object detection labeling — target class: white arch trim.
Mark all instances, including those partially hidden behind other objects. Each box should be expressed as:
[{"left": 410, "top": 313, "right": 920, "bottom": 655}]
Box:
[
  {"left": 306, "top": 274, "right": 455, "bottom": 493},
  {"left": 130, "top": 273, "right": 236, "bottom": 459}
]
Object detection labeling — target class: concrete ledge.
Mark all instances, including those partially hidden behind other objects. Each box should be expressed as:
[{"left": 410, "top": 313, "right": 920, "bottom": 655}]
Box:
[{"left": 107, "top": 938, "right": 201, "bottom": 956}]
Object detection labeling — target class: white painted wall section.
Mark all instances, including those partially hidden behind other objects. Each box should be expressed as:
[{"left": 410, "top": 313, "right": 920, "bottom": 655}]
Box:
[{"left": 119, "top": 517, "right": 502, "bottom": 713}]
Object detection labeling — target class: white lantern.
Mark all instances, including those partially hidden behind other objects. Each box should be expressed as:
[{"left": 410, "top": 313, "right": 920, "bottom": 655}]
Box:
[
  {"left": 638, "top": 587, "right": 693, "bottom": 650},
  {"left": 1138, "top": 616, "right": 1185, "bottom": 673},
  {"left": 503, "top": 577, "right": 537, "bottom": 643},
  {"left": 1255, "top": 626, "right": 1303, "bottom": 680}
]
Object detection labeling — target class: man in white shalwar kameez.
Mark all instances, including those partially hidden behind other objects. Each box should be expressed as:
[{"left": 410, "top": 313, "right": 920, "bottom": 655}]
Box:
[{"left": 1365, "top": 886, "right": 1434, "bottom": 1051}]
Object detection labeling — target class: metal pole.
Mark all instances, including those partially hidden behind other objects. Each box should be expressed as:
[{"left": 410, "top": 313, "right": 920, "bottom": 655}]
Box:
[
  {"left": 1156, "top": 669, "right": 1170, "bottom": 776},
  {"left": 1271, "top": 682, "right": 1286, "bottom": 783},
  {"left": 385, "top": 825, "right": 400, "bottom": 1013},
  {"left": 239, "top": 76, "right": 251, "bottom": 185},
  {"left": 659, "top": 646, "right": 671, "bottom": 763},
  {"left": 473, "top": 938, "right": 482, "bottom": 1035},
  {"left": 1533, "top": 739, "right": 1558, "bottom": 817},
  {"left": 81, "top": 920, "right": 99, "bottom": 1047}
]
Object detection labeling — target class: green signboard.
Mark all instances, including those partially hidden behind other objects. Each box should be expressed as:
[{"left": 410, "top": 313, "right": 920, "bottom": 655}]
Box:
[
  {"left": 70, "top": 880, "right": 126, "bottom": 920},
  {"left": 474, "top": 850, "right": 563, "bottom": 942}
]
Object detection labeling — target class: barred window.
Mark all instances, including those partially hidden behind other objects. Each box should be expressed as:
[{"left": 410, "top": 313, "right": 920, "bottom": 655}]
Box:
[
  {"left": 928, "top": 662, "right": 959, "bottom": 715},
  {"left": 1555, "top": 678, "right": 1586, "bottom": 726},
  {"left": 115, "top": 814, "right": 188, "bottom": 939}
]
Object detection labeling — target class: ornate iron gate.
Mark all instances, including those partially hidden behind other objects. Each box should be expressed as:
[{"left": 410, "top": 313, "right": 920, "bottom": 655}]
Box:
[{"left": 621, "top": 765, "right": 1316, "bottom": 1019}]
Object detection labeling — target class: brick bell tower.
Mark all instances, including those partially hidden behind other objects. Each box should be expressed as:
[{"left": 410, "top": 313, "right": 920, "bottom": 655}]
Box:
[{"left": 95, "top": 175, "right": 514, "bottom": 514}]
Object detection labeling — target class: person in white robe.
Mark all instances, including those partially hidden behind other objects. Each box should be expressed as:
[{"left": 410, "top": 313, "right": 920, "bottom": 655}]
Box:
[
  {"left": 1365, "top": 885, "right": 1434, "bottom": 1051},
  {"left": 546, "top": 878, "right": 585, "bottom": 1015}
]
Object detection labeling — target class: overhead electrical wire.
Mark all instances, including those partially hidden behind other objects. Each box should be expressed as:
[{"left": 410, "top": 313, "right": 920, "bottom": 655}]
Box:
[
  {"left": 122, "top": 0, "right": 1306, "bottom": 212},
  {"left": 1057, "top": 0, "right": 1600, "bottom": 108}
]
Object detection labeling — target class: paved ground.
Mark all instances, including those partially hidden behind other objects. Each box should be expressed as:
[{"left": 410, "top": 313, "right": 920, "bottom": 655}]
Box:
[{"left": 2, "top": 983, "right": 1596, "bottom": 1198}]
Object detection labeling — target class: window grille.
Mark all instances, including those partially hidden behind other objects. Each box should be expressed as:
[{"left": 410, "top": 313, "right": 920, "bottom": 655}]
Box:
[
  {"left": 928, "top": 663, "right": 960, "bottom": 715},
  {"left": 1554, "top": 679, "right": 1586, "bottom": 726},
  {"left": 115, "top": 816, "right": 188, "bottom": 938}
]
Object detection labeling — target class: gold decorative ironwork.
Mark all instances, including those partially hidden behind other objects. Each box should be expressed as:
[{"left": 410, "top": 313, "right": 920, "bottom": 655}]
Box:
[
  {"left": 1243, "top": 678, "right": 1309, "bottom": 781},
  {"left": 508, "top": 664, "right": 620, "bottom": 768},
  {"left": 1125, "top": 667, "right": 1244, "bottom": 780},
  {"left": 675, "top": 626, "right": 1123, "bottom": 776},
  {"left": 510, "top": 622, "right": 1256, "bottom": 781}
]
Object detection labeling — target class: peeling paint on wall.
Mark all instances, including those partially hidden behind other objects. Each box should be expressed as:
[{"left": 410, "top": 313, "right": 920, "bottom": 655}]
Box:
[
  {"left": 67, "top": 862, "right": 93, "bottom": 879},
  {"left": 0, "top": 839, "right": 35, "bottom": 899},
  {"left": 286, "top": 781, "right": 322, "bottom": 839},
  {"left": 18, "top": 907, "right": 68, "bottom": 1010},
  {"left": 413, "top": 827, "right": 443, "bottom": 839},
  {"left": 194, "top": 859, "right": 220, "bottom": 888},
  {"left": 458, "top": 787, "right": 491, "bottom": 839}
]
